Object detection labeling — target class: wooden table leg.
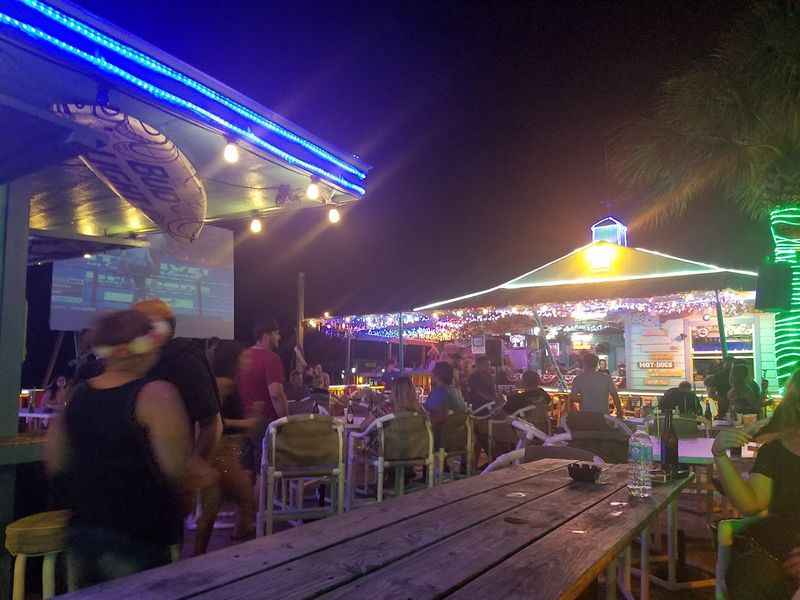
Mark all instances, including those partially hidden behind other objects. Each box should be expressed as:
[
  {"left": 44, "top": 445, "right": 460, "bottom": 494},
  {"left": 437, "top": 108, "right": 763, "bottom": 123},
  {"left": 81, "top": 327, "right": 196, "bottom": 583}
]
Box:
[
  {"left": 640, "top": 525, "right": 650, "bottom": 600},
  {"left": 345, "top": 436, "right": 354, "bottom": 511},
  {"left": 605, "top": 557, "right": 618, "bottom": 600}
]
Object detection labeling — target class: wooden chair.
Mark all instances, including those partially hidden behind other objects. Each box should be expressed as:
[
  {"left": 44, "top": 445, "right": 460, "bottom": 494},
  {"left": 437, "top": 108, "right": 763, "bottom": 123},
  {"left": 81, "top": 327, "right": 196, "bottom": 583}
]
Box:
[
  {"left": 256, "top": 414, "right": 345, "bottom": 536},
  {"left": 5, "top": 509, "right": 71, "bottom": 600},
  {"left": 347, "top": 411, "right": 434, "bottom": 505},
  {"left": 435, "top": 412, "right": 474, "bottom": 484}
]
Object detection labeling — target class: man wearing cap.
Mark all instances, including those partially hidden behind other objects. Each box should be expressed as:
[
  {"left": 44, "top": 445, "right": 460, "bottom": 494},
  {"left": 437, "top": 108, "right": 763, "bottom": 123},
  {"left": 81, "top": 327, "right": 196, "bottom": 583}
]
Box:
[
  {"left": 132, "top": 299, "right": 223, "bottom": 465},
  {"left": 238, "top": 320, "right": 288, "bottom": 427}
]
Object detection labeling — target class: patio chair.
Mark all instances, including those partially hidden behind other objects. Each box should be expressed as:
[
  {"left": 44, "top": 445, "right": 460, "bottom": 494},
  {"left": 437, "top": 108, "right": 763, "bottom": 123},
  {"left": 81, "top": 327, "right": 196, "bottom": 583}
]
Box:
[
  {"left": 715, "top": 515, "right": 766, "bottom": 600},
  {"left": 545, "top": 412, "right": 631, "bottom": 464},
  {"left": 508, "top": 402, "right": 552, "bottom": 436},
  {"left": 482, "top": 445, "right": 602, "bottom": 474},
  {"left": 469, "top": 401, "right": 496, "bottom": 417},
  {"left": 256, "top": 414, "right": 345, "bottom": 536},
  {"left": 510, "top": 417, "right": 551, "bottom": 447},
  {"left": 347, "top": 411, "right": 434, "bottom": 505},
  {"left": 435, "top": 411, "right": 474, "bottom": 484},
  {"left": 474, "top": 416, "right": 522, "bottom": 462}
]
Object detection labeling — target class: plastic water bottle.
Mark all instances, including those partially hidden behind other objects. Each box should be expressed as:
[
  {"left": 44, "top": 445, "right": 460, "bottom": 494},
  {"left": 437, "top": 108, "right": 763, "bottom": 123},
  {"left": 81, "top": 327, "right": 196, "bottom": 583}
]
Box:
[{"left": 628, "top": 425, "right": 653, "bottom": 498}]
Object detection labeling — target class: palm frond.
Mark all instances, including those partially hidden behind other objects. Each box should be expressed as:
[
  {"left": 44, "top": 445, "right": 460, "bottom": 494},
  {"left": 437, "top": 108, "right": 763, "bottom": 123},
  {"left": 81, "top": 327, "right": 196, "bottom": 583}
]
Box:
[{"left": 610, "top": 0, "right": 800, "bottom": 226}]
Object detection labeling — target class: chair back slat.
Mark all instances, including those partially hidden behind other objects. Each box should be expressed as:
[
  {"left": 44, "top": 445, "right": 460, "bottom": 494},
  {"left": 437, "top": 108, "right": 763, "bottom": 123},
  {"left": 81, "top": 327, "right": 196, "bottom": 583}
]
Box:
[
  {"left": 271, "top": 416, "right": 341, "bottom": 469},
  {"left": 383, "top": 412, "right": 431, "bottom": 461},
  {"left": 439, "top": 413, "right": 470, "bottom": 453}
]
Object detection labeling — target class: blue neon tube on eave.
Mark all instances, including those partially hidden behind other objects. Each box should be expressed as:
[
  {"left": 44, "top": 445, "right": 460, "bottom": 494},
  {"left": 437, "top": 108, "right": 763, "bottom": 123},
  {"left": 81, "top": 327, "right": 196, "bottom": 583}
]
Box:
[{"left": 0, "top": 3, "right": 366, "bottom": 195}]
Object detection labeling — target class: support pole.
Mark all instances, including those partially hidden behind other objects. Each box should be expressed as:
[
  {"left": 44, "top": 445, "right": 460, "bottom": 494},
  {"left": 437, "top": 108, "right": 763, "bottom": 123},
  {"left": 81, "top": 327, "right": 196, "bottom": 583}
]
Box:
[
  {"left": 714, "top": 289, "right": 728, "bottom": 359},
  {"left": 345, "top": 330, "right": 352, "bottom": 385},
  {"left": 297, "top": 272, "right": 305, "bottom": 352},
  {"left": 0, "top": 182, "right": 31, "bottom": 598},
  {"left": 41, "top": 330, "right": 65, "bottom": 389},
  {"left": 398, "top": 312, "right": 405, "bottom": 371}
]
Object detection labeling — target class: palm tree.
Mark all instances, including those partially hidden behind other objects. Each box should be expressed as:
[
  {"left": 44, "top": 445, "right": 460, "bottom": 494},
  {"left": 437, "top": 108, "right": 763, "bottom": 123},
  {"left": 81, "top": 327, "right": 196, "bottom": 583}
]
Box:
[{"left": 611, "top": 0, "right": 800, "bottom": 385}]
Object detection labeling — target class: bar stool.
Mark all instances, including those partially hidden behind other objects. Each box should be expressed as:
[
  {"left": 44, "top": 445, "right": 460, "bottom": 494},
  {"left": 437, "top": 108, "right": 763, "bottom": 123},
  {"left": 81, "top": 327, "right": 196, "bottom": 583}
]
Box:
[{"left": 5, "top": 510, "right": 71, "bottom": 600}]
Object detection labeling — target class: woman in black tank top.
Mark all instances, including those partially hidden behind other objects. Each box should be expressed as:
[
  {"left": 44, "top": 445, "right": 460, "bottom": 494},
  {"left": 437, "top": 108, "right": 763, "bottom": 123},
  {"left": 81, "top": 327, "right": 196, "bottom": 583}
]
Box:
[{"left": 46, "top": 310, "right": 191, "bottom": 589}]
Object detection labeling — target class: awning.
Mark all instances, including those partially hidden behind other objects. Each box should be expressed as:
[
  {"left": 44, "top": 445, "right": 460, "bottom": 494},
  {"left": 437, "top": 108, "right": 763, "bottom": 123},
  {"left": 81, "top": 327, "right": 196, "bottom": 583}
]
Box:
[
  {"left": 0, "top": 0, "right": 370, "bottom": 243},
  {"left": 415, "top": 241, "right": 758, "bottom": 310}
]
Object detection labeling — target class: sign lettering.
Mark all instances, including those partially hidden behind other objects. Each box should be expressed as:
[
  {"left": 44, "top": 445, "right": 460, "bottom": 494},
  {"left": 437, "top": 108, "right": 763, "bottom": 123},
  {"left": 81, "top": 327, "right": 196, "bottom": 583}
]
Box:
[{"left": 637, "top": 360, "right": 675, "bottom": 369}]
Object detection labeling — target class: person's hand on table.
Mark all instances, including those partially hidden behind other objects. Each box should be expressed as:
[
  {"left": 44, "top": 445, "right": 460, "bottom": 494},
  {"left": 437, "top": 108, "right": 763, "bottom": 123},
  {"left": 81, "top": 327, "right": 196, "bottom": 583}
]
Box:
[
  {"left": 712, "top": 429, "right": 751, "bottom": 457},
  {"left": 784, "top": 547, "right": 800, "bottom": 581}
]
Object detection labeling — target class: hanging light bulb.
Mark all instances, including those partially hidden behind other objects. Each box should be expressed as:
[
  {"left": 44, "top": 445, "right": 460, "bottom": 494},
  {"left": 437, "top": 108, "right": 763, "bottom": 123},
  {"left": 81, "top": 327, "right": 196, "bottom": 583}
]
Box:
[
  {"left": 328, "top": 207, "right": 341, "bottom": 224},
  {"left": 223, "top": 142, "right": 239, "bottom": 164},
  {"left": 306, "top": 180, "right": 320, "bottom": 200},
  {"left": 249, "top": 217, "right": 262, "bottom": 233}
]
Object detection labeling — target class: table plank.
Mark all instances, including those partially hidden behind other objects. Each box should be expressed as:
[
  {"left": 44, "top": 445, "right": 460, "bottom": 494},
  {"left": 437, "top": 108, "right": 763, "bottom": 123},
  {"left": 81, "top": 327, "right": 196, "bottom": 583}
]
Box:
[
  {"left": 447, "top": 476, "right": 693, "bottom": 600},
  {"left": 0, "top": 434, "right": 45, "bottom": 465},
  {"left": 315, "top": 466, "right": 630, "bottom": 600},
  {"left": 190, "top": 469, "right": 581, "bottom": 600},
  {"left": 61, "top": 459, "right": 571, "bottom": 600}
]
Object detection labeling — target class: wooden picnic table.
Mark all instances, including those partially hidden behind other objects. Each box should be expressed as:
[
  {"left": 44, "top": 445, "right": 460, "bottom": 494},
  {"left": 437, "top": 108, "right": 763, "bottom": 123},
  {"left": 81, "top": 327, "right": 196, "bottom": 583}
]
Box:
[{"left": 62, "top": 459, "right": 692, "bottom": 600}]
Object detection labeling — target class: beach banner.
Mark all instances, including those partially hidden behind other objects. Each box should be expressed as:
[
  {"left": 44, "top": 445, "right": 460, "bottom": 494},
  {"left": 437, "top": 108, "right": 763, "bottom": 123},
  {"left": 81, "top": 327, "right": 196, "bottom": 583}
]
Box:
[{"left": 52, "top": 104, "right": 206, "bottom": 242}]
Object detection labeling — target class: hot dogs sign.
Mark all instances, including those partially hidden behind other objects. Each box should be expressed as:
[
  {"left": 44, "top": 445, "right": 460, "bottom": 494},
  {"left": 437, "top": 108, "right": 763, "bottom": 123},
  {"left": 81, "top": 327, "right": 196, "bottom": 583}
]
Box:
[{"left": 52, "top": 104, "right": 206, "bottom": 243}]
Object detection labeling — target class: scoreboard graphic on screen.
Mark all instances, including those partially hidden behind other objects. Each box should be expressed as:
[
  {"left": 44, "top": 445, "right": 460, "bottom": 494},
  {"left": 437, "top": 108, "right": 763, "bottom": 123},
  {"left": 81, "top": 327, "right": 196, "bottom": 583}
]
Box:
[{"left": 50, "top": 226, "right": 234, "bottom": 339}]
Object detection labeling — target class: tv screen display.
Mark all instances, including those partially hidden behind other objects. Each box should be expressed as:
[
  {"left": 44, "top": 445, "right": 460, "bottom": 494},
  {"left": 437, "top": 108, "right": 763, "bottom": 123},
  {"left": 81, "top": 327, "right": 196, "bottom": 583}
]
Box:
[{"left": 50, "top": 225, "right": 234, "bottom": 338}]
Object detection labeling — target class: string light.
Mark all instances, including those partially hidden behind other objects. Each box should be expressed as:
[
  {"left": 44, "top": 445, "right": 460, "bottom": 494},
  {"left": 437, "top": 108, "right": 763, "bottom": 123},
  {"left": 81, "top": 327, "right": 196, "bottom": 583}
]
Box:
[
  {"left": 770, "top": 207, "right": 800, "bottom": 386},
  {"left": 15, "top": 0, "right": 366, "bottom": 181},
  {"left": 316, "top": 291, "right": 755, "bottom": 343},
  {"left": 328, "top": 207, "right": 341, "bottom": 224},
  {"left": 306, "top": 180, "right": 320, "bottom": 200},
  {"left": 249, "top": 218, "right": 262, "bottom": 234},
  {"left": 223, "top": 142, "right": 239, "bottom": 164},
  {"left": 83, "top": 253, "right": 92, "bottom": 259},
  {"left": 0, "top": 8, "right": 366, "bottom": 196}
]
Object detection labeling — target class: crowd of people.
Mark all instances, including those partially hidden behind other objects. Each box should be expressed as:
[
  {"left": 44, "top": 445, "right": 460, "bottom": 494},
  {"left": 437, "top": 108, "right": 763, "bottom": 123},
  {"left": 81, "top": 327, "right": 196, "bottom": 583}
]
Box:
[
  {"left": 42, "top": 301, "right": 319, "bottom": 588},
  {"left": 37, "top": 306, "right": 800, "bottom": 598}
]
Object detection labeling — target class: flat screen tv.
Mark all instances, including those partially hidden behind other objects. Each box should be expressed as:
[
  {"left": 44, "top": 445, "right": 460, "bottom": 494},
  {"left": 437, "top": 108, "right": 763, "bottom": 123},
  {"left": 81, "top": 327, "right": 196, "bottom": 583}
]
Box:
[{"left": 50, "top": 225, "right": 234, "bottom": 339}]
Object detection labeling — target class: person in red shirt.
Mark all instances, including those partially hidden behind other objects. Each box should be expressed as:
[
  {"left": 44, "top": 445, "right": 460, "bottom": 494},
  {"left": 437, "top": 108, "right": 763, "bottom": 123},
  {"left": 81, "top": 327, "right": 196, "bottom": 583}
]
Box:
[{"left": 238, "top": 320, "right": 288, "bottom": 426}]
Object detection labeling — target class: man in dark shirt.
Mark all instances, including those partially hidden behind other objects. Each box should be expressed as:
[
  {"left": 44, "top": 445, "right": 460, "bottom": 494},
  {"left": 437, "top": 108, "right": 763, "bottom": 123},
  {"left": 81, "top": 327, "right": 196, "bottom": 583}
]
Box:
[
  {"left": 710, "top": 357, "right": 734, "bottom": 417},
  {"left": 468, "top": 356, "right": 497, "bottom": 410},
  {"left": 133, "top": 299, "right": 222, "bottom": 463},
  {"left": 660, "top": 381, "right": 702, "bottom": 416},
  {"left": 504, "top": 370, "right": 551, "bottom": 415}
]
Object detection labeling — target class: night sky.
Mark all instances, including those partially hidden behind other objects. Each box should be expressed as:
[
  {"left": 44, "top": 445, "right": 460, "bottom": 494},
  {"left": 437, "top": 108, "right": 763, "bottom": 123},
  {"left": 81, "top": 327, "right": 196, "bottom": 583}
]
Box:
[{"left": 30, "top": 0, "right": 772, "bottom": 364}]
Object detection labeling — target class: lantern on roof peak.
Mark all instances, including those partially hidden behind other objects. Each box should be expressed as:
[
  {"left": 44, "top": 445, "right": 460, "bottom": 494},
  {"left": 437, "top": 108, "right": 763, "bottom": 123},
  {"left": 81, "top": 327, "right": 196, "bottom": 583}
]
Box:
[{"left": 591, "top": 217, "right": 628, "bottom": 246}]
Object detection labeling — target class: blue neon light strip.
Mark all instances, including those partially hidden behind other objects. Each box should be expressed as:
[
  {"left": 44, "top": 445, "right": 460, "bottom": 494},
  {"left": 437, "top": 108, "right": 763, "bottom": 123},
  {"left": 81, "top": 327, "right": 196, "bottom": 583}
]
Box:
[
  {"left": 14, "top": 0, "right": 366, "bottom": 181},
  {"left": 0, "top": 10, "right": 366, "bottom": 195}
]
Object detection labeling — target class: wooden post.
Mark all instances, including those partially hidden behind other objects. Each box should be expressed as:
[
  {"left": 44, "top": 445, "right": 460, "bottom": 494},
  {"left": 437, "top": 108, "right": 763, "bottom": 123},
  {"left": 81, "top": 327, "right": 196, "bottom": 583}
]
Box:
[
  {"left": 297, "top": 272, "right": 305, "bottom": 352},
  {"left": 0, "top": 182, "right": 31, "bottom": 598}
]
